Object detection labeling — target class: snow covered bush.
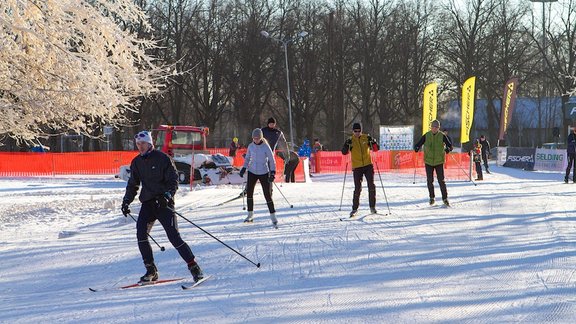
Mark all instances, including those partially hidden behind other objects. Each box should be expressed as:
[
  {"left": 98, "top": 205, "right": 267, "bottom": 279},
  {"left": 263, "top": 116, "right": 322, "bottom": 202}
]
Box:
[{"left": 0, "top": 0, "right": 164, "bottom": 141}]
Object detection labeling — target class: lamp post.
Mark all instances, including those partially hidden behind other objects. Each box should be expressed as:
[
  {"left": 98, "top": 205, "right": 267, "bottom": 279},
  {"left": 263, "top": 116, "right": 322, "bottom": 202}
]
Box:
[
  {"left": 530, "top": 0, "right": 558, "bottom": 144},
  {"left": 261, "top": 30, "right": 309, "bottom": 149}
]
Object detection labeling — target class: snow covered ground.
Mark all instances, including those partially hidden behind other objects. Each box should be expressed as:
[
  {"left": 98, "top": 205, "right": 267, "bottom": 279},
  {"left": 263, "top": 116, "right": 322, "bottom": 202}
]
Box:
[{"left": 1, "top": 163, "right": 575, "bottom": 323}]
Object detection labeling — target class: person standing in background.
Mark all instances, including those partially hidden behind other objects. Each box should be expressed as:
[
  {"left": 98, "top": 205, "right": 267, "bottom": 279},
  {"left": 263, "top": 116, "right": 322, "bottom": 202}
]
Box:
[
  {"left": 261, "top": 117, "right": 287, "bottom": 153},
  {"left": 565, "top": 127, "right": 576, "bottom": 183},
  {"left": 479, "top": 135, "right": 491, "bottom": 174},
  {"left": 472, "top": 139, "right": 484, "bottom": 181},
  {"left": 282, "top": 150, "right": 300, "bottom": 183},
  {"left": 311, "top": 138, "right": 323, "bottom": 174},
  {"left": 229, "top": 137, "right": 239, "bottom": 157}
]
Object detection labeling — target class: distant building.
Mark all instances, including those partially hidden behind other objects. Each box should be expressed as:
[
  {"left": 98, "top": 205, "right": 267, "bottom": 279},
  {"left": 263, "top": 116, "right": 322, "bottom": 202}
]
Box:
[{"left": 441, "top": 96, "right": 575, "bottom": 148}]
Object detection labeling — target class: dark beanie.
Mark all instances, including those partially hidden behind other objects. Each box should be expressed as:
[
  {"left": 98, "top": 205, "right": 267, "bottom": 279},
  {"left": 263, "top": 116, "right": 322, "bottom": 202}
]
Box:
[
  {"left": 267, "top": 117, "right": 276, "bottom": 124},
  {"left": 352, "top": 122, "right": 362, "bottom": 130}
]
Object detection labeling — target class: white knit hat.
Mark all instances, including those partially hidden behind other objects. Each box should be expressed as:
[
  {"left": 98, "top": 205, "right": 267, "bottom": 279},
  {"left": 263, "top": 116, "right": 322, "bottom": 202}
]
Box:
[{"left": 134, "top": 131, "right": 153, "bottom": 145}]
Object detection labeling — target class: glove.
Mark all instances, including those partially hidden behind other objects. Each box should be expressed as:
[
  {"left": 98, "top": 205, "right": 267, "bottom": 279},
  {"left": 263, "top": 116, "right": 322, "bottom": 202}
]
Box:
[
  {"left": 121, "top": 201, "right": 131, "bottom": 216},
  {"left": 156, "top": 192, "right": 174, "bottom": 208},
  {"left": 445, "top": 148, "right": 451, "bottom": 154},
  {"left": 239, "top": 167, "right": 246, "bottom": 178},
  {"left": 269, "top": 171, "right": 276, "bottom": 183},
  {"left": 368, "top": 137, "right": 379, "bottom": 151},
  {"left": 414, "top": 146, "right": 420, "bottom": 153}
]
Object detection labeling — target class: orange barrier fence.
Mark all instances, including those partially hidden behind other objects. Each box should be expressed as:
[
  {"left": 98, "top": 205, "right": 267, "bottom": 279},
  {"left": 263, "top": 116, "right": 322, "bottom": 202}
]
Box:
[
  {"left": 0, "top": 150, "right": 474, "bottom": 180},
  {"left": 0, "top": 151, "right": 137, "bottom": 176},
  {"left": 310, "top": 151, "right": 473, "bottom": 180}
]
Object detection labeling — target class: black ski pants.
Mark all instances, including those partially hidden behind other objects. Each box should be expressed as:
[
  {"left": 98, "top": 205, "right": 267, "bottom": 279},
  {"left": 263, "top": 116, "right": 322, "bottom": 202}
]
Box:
[
  {"left": 475, "top": 161, "right": 483, "bottom": 180},
  {"left": 566, "top": 153, "right": 576, "bottom": 181},
  {"left": 425, "top": 163, "right": 448, "bottom": 200},
  {"left": 481, "top": 150, "right": 489, "bottom": 171},
  {"left": 246, "top": 171, "right": 276, "bottom": 213},
  {"left": 352, "top": 164, "right": 376, "bottom": 211},
  {"left": 137, "top": 200, "right": 195, "bottom": 266},
  {"left": 284, "top": 159, "right": 299, "bottom": 183}
]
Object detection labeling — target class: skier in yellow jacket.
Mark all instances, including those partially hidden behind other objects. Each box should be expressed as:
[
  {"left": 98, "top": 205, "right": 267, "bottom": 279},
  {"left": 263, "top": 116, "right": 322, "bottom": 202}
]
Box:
[{"left": 341, "top": 122, "right": 380, "bottom": 217}]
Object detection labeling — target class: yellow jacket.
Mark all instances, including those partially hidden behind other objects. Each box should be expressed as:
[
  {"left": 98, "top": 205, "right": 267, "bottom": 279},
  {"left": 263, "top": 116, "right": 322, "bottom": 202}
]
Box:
[{"left": 341, "top": 134, "right": 378, "bottom": 169}]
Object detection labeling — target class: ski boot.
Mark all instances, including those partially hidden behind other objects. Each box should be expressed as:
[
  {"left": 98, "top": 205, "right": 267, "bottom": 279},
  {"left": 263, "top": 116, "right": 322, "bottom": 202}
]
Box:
[
  {"left": 565, "top": 177, "right": 569, "bottom": 183},
  {"left": 443, "top": 199, "right": 450, "bottom": 207},
  {"left": 349, "top": 210, "right": 358, "bottom": 218},
  {"left": 270, "top": 212, "right": 278, "bottom": 228},
  {"left": 244, "top": 211, "right": 254, "bottom": 223},
  {"left": 429, "top": 198, "right": 435, "bottom": 205},
  {"left": 188, "top": 261, "right": 204, "bottom": 282},
  {"left": 370, "top": 207, "right": 378, "bottom": 214},
  {"left": 140, "top": 263, "right": 158, "bottom": 283}
]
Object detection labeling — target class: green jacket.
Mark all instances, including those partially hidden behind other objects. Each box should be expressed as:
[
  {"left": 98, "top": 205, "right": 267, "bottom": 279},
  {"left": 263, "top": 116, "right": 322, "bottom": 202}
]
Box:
[{"left": 414, "top": 129, "right": 453, "bottom": 166}]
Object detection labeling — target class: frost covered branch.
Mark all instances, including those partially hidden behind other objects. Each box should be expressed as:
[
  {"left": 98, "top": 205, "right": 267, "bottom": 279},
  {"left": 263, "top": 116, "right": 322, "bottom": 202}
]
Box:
[{"left": 0, "top": 0, "right": 165, "bottom": 141}]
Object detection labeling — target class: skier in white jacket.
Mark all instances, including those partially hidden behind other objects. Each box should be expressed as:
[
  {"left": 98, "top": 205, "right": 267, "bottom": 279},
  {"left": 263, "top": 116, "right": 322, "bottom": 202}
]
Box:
[{"left": 239, "top": 128, "right": 277, "bottom": 227}]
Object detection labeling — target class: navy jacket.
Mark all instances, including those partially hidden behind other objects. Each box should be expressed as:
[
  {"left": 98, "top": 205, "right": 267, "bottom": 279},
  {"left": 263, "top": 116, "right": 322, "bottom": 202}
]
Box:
[
  {"left": 123, "top": 149, "right": 179, "bottom": 204},
  {"left": 261, "top": 126, "right": 284, "bottom": 151},
  {"left": 567, "top": 133, "right": 576, "bottom": 154}
]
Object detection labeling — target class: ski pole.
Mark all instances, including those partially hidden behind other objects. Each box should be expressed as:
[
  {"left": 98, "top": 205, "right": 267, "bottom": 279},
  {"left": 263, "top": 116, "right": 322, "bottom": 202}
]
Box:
[
  {"left": 450, "top": 153, "right": 477, "bottom": 186},
  {"left": 339, "top": 161, "right": 349, "bottom": 211},
  {"left": 128, "top": 213, "right": 166, "bottom": 251},
  {"left": 170, "top": 208, "right": 261, "bottom": 268},
  {"left": 242, "top": 182, "right": 247, "bottom": 210},
  {"left": 273, "top": 181, "right": 294, "bottom": 208},
  {"left": 412, "top": 152, "right": 418, "bottom": 184},
  {"left": 216, "top": 188, "right": 245, "bottom": 207},
  {"left": 374, "top": 161, "right": 391, "bottom": 215}
]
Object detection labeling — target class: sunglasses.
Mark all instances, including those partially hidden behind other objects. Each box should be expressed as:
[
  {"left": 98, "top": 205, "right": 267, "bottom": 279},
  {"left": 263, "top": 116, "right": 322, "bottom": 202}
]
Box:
[
  {"left": 134, "top": 132, "right": 150, "bottom": 139},
  {"left": 353, "top": 130, "right": 361, "bottom": 133}
]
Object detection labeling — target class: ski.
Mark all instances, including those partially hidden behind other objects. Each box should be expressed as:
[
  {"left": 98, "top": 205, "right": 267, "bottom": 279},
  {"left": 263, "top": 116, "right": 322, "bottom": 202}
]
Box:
[
  {"left": 89, "top": 278, "right": 185, "bottom": 292},
  {"left": 181, "top": 275, "right": 212, "bottom": 290},
  {"left": 339, "top": 212, "right": 385, "bottom": 221}
]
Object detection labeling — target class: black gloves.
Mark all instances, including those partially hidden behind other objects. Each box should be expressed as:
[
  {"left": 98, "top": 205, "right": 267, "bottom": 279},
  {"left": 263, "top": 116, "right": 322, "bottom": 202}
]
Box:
[
  {"left": 269, "top": 171, "right": 276, "bottom": 183},
  {"left": 414, "top": 146, "right": 420, "bottom": 152},
  {"left": 342, "top": 139, "right": 352, "bottom": 155},
  {"left": 239, "top": 167, "right": 246, "bottom": 178},
  {"left": 121, "top": 201, "right": 131, "bottom": 216},
  {"left": 445, "top": 147, "right": 451, "bottom": 154},
  {"left": 156, "top": 192, "right": 174, "bottom": 208}
]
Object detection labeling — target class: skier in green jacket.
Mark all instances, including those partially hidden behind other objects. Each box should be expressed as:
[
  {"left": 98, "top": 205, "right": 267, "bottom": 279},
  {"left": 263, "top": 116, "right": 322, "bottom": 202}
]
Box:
[{"left": 414, "top": 120, "right": 453, "bottom": 206}]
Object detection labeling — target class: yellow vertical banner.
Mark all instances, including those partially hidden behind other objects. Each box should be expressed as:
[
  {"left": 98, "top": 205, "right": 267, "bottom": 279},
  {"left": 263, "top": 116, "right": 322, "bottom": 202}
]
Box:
[
  {"left": 460, "top": 76, "right": 476, "bottom": 144},
  {"left": 422, "top": 82, "right": 438, "bottom": 135}
]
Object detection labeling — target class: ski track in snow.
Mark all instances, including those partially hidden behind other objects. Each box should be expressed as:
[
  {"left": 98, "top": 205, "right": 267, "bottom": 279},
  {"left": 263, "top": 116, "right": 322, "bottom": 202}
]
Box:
[{"left": 0, "top": 168, "right": 575, "bottom": 323}]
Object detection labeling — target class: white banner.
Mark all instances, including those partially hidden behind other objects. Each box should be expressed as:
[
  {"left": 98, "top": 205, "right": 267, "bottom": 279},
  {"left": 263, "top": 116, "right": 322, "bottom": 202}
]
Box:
[
  {"left": 533, "top": 149, "right": 566, "bottom": 171},
  {"left": 379, "top": 125, "right": 414, "bottom": 151}
]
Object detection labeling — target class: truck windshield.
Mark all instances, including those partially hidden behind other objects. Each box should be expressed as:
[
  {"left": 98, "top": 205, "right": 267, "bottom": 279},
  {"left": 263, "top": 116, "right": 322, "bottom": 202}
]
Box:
[{"left": 172, "top": 131, "right": 201, "bottom": 146}]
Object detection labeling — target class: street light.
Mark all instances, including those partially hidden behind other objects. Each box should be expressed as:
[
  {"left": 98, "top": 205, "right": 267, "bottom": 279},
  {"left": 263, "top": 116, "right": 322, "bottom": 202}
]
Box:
[
  {"left": 261, "top": 30, "right": 309, "bottom": 149},
  {"left": 530, "top": 0, "right": 558, "bottom": 142}
]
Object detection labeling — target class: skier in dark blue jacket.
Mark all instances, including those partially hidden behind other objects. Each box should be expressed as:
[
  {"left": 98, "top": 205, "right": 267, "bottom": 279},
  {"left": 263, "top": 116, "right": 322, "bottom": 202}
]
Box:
[
  {"left": 121, "top": 130, "right": 204, "bottom": 283},
  {"left": 565, "top": 127, "right": 576, "bottom": 183}
]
